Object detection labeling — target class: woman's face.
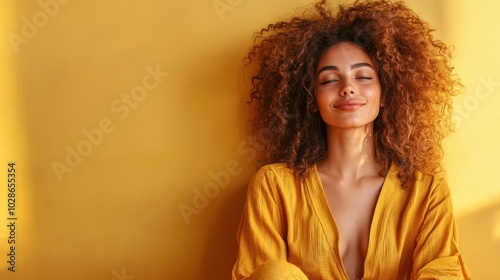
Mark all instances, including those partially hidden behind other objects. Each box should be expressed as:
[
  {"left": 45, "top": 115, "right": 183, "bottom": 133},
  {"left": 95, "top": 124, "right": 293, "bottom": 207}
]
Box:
[{"left": 314, "top": 42, "right": 382, "bottom": 130}]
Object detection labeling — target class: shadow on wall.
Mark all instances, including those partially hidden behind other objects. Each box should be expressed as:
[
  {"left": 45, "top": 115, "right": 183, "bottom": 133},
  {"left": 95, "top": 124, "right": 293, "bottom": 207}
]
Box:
[
  {"left": 457, "top": 200, "right": 500, "bottom": 279},
  {"left": 199, "top": 181, "right": 247, "bottom": 279}
]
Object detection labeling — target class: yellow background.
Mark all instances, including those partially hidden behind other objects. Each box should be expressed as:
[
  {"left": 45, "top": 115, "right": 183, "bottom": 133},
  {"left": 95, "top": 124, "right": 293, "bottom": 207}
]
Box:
[{"left": 0, "top": 0, "right": 499, "bottom": 279}]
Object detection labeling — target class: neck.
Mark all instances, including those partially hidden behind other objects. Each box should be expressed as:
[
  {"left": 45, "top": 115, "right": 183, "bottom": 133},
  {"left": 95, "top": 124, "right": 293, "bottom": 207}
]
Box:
[{"left": 318, "top": 125, "right": 381, "bottom": 180}]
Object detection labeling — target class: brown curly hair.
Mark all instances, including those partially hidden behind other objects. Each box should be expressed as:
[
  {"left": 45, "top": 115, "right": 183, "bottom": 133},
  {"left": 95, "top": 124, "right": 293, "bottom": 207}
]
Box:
[{"left": 245, "top": 0, "right": 460, "bottom": 186}]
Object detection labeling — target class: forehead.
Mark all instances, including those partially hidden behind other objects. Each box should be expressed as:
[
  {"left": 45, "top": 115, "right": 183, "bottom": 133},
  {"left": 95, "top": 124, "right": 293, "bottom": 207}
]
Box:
[{"left": 317, "top": 42, "right": 374, "bottom": 68}]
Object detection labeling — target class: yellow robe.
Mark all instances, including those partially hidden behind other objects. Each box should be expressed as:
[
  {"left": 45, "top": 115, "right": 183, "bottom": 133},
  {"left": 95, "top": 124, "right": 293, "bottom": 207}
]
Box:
[{"left": 232, "top": 163, "right": 472, "bottom": 279}]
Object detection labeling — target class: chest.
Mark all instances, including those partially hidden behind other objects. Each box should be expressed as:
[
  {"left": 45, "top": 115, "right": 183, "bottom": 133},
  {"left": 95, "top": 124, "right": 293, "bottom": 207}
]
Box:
[{"left": 319, "top": 175, "right": 385, "bottom": 279}]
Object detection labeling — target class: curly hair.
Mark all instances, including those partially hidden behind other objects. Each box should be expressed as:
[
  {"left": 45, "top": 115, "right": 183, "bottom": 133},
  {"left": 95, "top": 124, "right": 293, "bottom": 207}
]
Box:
[{"left": 245, "top": 0, "right": 460, "bottom": 186}]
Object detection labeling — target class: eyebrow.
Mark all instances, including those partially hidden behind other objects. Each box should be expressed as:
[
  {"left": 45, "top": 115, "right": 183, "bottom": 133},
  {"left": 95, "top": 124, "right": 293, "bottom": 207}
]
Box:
[{"left": 316, "top": 62, "right": 374, "bottom": 76}]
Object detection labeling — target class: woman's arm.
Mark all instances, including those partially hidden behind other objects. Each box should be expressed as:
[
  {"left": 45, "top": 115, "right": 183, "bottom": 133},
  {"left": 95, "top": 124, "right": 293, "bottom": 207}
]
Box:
[
  {"left": 231, "top": 167, "right": 308, "bottom": 280},
  {"left": 412, "top": 178, "right": 472, "bottom": 280}
]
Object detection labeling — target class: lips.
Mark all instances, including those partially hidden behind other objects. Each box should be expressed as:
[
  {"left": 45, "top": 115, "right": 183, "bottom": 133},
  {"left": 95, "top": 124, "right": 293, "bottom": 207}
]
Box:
[{"left": 333, "top": 99, "right": 366, "bottom": 110}]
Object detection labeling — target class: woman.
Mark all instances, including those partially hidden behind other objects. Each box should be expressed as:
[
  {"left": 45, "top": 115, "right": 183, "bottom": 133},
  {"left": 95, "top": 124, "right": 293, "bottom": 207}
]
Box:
[{"left": 232, "top": 0, "right": 472, "bottom": 279}]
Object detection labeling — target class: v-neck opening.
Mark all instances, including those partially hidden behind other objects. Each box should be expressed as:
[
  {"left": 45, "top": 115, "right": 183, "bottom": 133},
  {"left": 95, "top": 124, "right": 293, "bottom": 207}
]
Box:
[{"left": 307, "top": 162, "right": 398, "bottom": 280}]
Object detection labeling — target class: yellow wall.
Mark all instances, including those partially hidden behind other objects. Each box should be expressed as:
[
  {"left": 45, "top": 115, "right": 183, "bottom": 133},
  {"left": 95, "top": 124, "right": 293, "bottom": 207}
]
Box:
[
  {"left": 0, "top": 0, "right": 498, "bottom": 279},
  {"left": 441, "top": 1, "right": 500, "bottom": 279}
]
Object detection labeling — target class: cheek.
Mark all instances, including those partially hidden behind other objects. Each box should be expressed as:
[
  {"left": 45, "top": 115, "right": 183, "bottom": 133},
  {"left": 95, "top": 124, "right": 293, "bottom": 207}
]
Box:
[
  {"left": 315, "top": 91, "right": 332, "bottom": 109},
  {"left": 365, "top": 86, "right": 382, "bottom": 104}
]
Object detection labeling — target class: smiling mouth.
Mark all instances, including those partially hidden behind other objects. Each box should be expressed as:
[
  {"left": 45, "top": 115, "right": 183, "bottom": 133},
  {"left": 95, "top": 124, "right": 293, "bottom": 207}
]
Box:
[{"left": 333, "top": 100, "right": 366, "bottom": 110}]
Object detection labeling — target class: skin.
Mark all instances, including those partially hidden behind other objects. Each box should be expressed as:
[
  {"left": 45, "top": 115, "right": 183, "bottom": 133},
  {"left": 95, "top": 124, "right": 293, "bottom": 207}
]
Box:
[{"left": 314, "top": 42, "right": 385, "bottom": 280}]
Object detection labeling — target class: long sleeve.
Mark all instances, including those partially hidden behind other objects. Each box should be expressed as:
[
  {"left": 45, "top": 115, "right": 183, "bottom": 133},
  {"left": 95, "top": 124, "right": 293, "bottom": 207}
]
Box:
[
  {"left": 232, "top": 167, "right": 289, "bottom": 279},
  {"left": 411, "top": 178, "right": 472, "bottom": 280}
]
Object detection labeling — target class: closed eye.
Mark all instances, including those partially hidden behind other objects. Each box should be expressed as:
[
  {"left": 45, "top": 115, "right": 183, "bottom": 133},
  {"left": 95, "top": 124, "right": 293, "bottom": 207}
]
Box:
[
  {"left": 320, "top": 79, "right": 339, "bottom": 85},
  {"left": 356, "top": 77, "right": 372, "bottom": 80}
]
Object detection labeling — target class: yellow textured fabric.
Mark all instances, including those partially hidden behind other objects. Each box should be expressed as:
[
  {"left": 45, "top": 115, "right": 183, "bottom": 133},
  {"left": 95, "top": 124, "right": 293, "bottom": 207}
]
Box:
[{"left": 232, "top": 163, "right": 472, "bottom": 280}]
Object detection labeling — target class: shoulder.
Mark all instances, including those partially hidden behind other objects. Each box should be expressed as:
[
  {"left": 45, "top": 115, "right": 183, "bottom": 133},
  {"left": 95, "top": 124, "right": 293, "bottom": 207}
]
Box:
[
  {"left": 247, "top": 163, "right": 302, "bottom": 197},
  {"left": 253, "top": 163, "right": 295, "bottom": 179},
  {"left": 414, "top": 168, "right": 449, "bottom": 195},
  {"left": 389, "top": 163, "right": 447, "bottom": 189},
  {"left": 249, "top": 163, "right": 296, "bottom": 189},
  {"left": 391, "top": 163, "right": 451, "bottom": 201},
  {"left": 387, "top": 165, "right": 455, "bottom": 221}
]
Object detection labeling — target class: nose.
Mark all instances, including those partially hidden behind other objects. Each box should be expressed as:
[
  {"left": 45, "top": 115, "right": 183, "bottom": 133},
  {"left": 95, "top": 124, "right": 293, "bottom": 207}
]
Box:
[{"left": 340, "top": 82, "right": 355, "bottom": 97}]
